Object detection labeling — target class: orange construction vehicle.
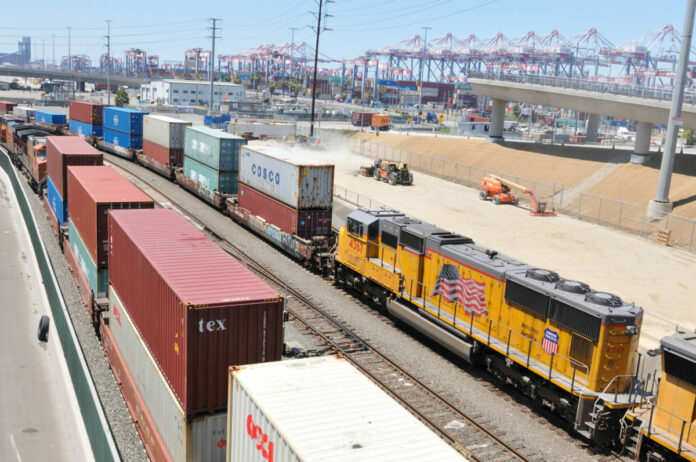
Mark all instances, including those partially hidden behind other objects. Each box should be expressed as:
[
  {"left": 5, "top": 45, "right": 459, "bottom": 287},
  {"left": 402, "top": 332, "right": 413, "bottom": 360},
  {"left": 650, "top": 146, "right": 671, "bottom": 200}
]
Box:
[
  {"left": 361, "top": 159, "right": 413, "bottom": 185},
  {"left": 480, "top": 175, "right": 556, "bottom": 216}
]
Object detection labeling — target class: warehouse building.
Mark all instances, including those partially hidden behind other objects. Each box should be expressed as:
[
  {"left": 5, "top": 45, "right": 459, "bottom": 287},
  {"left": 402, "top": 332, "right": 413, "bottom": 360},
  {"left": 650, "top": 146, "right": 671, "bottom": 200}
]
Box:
[{"left": 140, "top": 80, "right": 245, "bottom": 107}]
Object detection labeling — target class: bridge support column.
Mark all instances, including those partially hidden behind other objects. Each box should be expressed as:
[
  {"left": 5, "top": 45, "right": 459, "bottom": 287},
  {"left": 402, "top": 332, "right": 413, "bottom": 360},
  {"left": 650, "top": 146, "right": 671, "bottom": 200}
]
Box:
[
  {"left": 488, "top": 98, "right": 505, "bottom": 143},
  {"left": 586, "top": 113, "right": 601, "bottom": 142},
  {"left": 631, "top": 122, "right": 653, "bottom": 164}
]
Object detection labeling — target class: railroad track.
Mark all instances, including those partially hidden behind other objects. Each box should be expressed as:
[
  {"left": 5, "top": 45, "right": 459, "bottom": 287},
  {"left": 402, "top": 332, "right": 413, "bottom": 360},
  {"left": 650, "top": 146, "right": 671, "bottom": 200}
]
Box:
[{"left": 106, "top": 154, "right": 532, "bottom": 462}]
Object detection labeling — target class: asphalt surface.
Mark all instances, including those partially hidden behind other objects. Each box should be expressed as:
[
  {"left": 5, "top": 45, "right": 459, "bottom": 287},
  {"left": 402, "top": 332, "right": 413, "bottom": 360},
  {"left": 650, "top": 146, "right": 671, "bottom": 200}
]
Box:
[{"left": 0, "top": 171, "right": 91, "bottom": 462}]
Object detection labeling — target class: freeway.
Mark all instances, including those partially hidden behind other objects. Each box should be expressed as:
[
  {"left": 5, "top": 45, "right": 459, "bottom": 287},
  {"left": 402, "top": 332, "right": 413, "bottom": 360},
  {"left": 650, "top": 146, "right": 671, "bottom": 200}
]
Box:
[{"left": 0, "top": 66, "right": 145, "bottom": 87}]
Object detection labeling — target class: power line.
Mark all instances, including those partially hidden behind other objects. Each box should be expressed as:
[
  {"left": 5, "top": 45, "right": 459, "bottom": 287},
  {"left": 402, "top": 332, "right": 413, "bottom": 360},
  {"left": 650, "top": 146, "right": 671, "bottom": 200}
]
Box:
[{"left": 332, "top": 0, "right": 453, "bottom": 28}]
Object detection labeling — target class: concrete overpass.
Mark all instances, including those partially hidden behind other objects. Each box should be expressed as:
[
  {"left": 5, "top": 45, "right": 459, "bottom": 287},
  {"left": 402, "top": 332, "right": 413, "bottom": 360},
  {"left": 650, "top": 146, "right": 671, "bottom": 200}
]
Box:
[
  {"left": 469, "top": 77, "right": 696, "bottom": 164},
  {"left": 0, "top": 66, "right": 146, "bottom": 87}
]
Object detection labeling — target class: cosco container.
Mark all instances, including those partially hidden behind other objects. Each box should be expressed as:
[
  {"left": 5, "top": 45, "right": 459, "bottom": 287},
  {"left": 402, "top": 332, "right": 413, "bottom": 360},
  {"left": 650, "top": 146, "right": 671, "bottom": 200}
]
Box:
[
  {"left": 227, "top": 357, "right": 465, "bottom": 462},
  {"left": 143, "top": 114, "right": 191, "bottom": 149},
  {"left": 46, "top": 136, "right": 103, "bottom": 202},
  {"left": 0, "top": 101, "right": 17, "bottom": 113},
  {"left": 142, "top": 139, "right": 183, "bottom": 167},
  {"left": 103, "top": 106, "right": 146, "bottom": 135},
  {"left": 69, "top": 101, "right": 104, "bottom": 125},
  {"left": 107, "top": 286, "right": 227, "bottom": 462},
  {"left": 47, "top": 176, "right": 67, "bottom": 225},
  {"left": 108, "top": 208, "right": 283, "bottom": 418},
  {"left": 69, "top": 119, "right": 102, "bottom": 137},
  {"left": 183, "top": 155, "right": 238, "bottom": 194},
  {"left": 68, "top": 165, "right": 153, "bottom": 269},
  {"left": 35, "top": 110, "right": 67, "bottom": 125},
  {"left": 239, "top": 144, "right": 334, "bottom": 210},
  {"left": 68, "top": 219, "right": 107, "bottom": 298},
  {"left": 103, "top": 127, "right": 143, "bottom": 149},
  {"left": 238, "top": 183, "right": 332, "bottom": 239},
  {"left": 13, "top": 106, "right": 35, "bottom": 119},
  {"left": 184, "top": 126, "right": 246, "bottom": 172}
]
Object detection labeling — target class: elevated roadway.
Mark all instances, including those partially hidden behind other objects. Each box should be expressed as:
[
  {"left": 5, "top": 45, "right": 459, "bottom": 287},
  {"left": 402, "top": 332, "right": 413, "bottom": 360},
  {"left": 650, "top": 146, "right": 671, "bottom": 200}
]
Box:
[{"left": 0, "top": 66, "right": 146, "bottom": 87}]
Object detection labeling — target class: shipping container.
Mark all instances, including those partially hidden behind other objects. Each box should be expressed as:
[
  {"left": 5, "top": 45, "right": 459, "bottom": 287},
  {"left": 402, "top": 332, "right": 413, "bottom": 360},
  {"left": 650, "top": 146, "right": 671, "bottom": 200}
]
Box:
[
  {"left": 0, "top": 101, "right": 17, "bottom": 113},
  {"left": 239, "top": 145, "right": 334, "bottom": 210},
  {"left": 351, "top": 111, "right": 373, "bottom": 127},
  {"left": 142, "top": 139, "right": 183, "bottom": 167},
  {"left": 103, "top": 128, "right": 143, "bottom": 150},
  {"left": 68, "top": 165, "right": 153, "bottom": 269},
  {"left": 47, "top": 175, "right": 67, "bottom": 225},
  {"left": 107, "top": 286, "right": 227, "bottom": 462},
  {"left": 46, "top": 136, "right": 103, "bottom": 201},
  {"left": 183, "top": 155, "right": 238, "bottom": 194},
  {"left": 68, "top": 219, "right": 107, "bottom": 299},
  {"left": 227, "top": 357, "right": 466, "bottom": 462},
  {"left": 69, "top": 119, "right": 103, "bottom": 137},
  {"left": 103, "top": 107, "right": 146, "bottom": 135},
  {"left": 35, "top": 110, "right": 67, "bottom": 125},
  {"left": 238, "top": 183, "right": 332, "bottom": 239},
  {"left": 69, "top": 101, "right": 104, "bottom": 125},
  {"left": 13, "top": 106, "right": 35, "bottom": 119},
  {"left": 108, "top": 208, "right": 283, "bottom": 418},
  {"left": 143, "top": 115, "right": 191, "bottom": 149},
  {"left": 184, "top": 126, "right": 246, "bottom": 172}
]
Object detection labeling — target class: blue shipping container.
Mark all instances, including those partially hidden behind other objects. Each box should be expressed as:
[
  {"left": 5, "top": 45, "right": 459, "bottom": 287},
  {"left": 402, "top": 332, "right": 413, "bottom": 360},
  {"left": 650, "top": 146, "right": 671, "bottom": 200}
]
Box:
[
  {"left": 102, "top": 107, "right": 146, "bottom": 135},
  {"left": 103, "top": 128, "right": 143, "bottom": 150},
  {"left": 47, "top": 176, "right": 68, "bottom": 225},
  {"left": 69, "top": 119, "right": 102, "bottom": 137},
  {"left": 35, "top": 110, "right": 67, "bottom": 125}
]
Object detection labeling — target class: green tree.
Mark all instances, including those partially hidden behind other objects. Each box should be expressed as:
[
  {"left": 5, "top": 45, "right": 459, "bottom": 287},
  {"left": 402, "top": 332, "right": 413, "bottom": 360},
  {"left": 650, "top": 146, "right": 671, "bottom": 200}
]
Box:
[
  {"left": 194, "top": 72, "right": 202, "bottom": 81},
  {"left": 512, "top": 103, "right": 521, "bottom": 119},
  {"left": 222, "top": 73, "right": 231, "bottom": 82},
  {"left": 251, "top": 73, "right": 261, "bottom": 89},
  {"left": 341, "top": 90, "right": 347, "bottom": 100},
  {"left": 314, "top": 87, "right": 321, "bottom": 98},
  {"left": 289, "top": 80, "right": 301, "bottom": 96},
  {"left": 376, "top": 85, "right": 386, "bottom": 102},
  {"left": 233, "top": 75, "right": 242, "bottom": 85},
  {"left": 364, "top": 90, "right": 373, "bottom": 102},
  {"left": 685, "top": 129, "right": 696, "bottom": 145},
  {"left": 268, "top": 80, "right": 277, "bottom": 95},
  {"left": 114, "top": 89, "right": 129, "bottom": 107}
]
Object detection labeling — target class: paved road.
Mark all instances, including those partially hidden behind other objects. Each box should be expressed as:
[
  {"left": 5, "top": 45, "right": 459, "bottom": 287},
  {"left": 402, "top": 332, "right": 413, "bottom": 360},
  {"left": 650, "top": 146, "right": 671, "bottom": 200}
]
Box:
[{"left": 0, "top": 172, "right": 92, "bottom": 462}]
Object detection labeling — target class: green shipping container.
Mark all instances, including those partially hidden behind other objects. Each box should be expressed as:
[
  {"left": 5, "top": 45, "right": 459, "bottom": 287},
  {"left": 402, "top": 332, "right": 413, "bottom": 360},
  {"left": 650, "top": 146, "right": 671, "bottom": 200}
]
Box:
[
  {"left": 183, "top": 155, "right": 238, "bottom": 194},
  {"left": 69, "top": 219, "right": 108, "bottom": 298},
  {"left": 184, "top": 126, "right": 246, "bottom": 172}
]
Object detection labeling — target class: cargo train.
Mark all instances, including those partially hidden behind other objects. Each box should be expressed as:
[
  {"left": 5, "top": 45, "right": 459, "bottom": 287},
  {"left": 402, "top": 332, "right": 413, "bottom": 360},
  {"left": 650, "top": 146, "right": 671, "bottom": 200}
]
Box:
[{"left": 1, "top": 101, "right": 692, "bottom": 460}]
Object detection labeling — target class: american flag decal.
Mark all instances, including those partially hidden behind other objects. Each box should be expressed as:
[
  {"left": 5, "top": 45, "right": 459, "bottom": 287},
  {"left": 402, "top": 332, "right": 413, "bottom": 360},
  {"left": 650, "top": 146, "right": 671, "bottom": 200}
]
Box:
[
  {"left": 542, "top": 328, "right": 559, "bottom": 355},
  {"left": 432, "top": 263, "right": 487, "bottom": 316}
]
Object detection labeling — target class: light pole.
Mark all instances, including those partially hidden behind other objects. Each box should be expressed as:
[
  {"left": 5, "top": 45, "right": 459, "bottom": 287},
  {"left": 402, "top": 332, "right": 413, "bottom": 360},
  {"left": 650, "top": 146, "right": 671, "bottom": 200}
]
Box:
[
  {"left": 418, "top": 26, "right": 431, "bottom": 108},
  {"left": 106, "top": 20, "right": 112, "bottom": 105},
  {"left": 208, "top": 18, "right": 221, "bottom": 114},
  {"left": 67, "top": 26, "right": 71, "bottom": 72}
]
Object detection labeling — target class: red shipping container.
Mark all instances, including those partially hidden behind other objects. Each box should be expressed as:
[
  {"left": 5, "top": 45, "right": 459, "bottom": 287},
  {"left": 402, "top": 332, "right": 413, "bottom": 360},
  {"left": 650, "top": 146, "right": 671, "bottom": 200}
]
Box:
[
  {"left": 108, "top": 208, "right": 283, "bottom": 418},
  {"left": 0, "top": 101, "right": 17, "bottom": 113},
  {"left": 46, "top": 136, "right": 103, "bottom": 200},
  {"left": 142, "top": 139, "right": 184, "bottom": 167},
  {"left": 238, "top": 182, "right": 332, "bottom": 239},
  {"left": 69, "top": 101, "right": 104, "bottom": 125},
  {"left": 67, "top": 166, "right": 154, "bottom": 268}
]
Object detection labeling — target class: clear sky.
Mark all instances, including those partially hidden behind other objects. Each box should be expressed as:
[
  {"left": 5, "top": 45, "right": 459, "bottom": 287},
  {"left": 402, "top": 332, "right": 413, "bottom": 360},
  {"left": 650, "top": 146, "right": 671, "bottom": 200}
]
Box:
[{"left": 0, "top": 0, "right": 690, "bottom": 65}]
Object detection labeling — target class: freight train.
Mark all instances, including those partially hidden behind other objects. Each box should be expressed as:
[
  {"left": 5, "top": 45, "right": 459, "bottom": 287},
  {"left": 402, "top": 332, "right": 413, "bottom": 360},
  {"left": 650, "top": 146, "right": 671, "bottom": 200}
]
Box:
[{"left": 0, "top": 101, "right": 692, "bottom": 460}]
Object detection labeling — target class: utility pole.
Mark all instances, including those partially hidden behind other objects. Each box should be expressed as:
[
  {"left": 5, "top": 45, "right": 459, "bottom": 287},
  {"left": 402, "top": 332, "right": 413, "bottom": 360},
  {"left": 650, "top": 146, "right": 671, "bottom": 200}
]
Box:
[
  {"left": 309, "top": 0, "right": 333, "bottom": 137},
  {"left": 290, "top": 27, "right": 297, "bottom": 81},
  {"left": 106, "top": 20, "right": 112, "bottom": 105},
  {"left": 67, "top": 26, "right": 72, "bottom": 72},
  {"left": 648, "top": 0, "right": 696, "bottom": 219},
  {"left": 52, "top": 34, "right": 55, "bottom": 69},
  {"left": 208, "top": 18, "right": 221, "bottom": 114},
  {"left": 418, "top": 26, "right": 431, "bottom": 108},
  {"left": 42, "top": 38, "right": 45, "bottom": 70}
]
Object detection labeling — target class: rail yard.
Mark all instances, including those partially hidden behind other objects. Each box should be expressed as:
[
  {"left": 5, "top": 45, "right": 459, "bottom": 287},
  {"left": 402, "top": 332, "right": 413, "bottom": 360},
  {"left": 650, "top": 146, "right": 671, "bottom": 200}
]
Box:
[{"left": 3, "top": 2, "right": 696, "bottom": 462}]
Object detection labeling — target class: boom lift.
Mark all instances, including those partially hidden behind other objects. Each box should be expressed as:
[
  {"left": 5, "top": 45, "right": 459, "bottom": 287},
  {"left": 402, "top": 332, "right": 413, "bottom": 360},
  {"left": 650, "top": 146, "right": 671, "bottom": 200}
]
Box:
[{"left": 480, "top": 175, "right": 556, "bottom": 216}]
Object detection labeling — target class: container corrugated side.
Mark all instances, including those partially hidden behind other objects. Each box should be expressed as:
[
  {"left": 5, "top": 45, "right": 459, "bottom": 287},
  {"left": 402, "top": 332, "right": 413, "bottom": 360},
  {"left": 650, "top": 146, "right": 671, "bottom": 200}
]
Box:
[
  {"left": 184, "top": 126, "right": 246, "bottom": 172},
  {"left": 13, "top": 106, "right": 35, "bottom": 119},
  {"left": 47, "top": 175, "right": 67, "bottom": 225},
  {"left": 103, "top": 128, "right": 143, "bottom": 150},
  {"left": 69, "top": 119, "right": 103, "bottom": 137},
  {"left": 143, "top": 115, "right": 191, "bottom": 149},
  {"left": 108, "top": 286, "right": 226, "bottom": 462},
  {"left": 238, "top": 145, "right": 334, "bottom": 209},
  {"left": 183, "top": 155, "right": 238, "bottom": 194},
  {"left": 69, "top": 101, "right": 104, "bottom": 125},
  {"left": 35, "top": 110, "right": 67, "bottom": 125},
  {"left": 69, "top": 219, "right": 107, "bottom": 298},
  {"left": 228, "top": 357, "right": 465, "bottom": 462},
  {"left": 142, "top": 139, "right": 183, "bottom": 167},
  {"left": 108, "top": 208, "right": 283, "bottom": 418},
  {"left": 46, "top": 136, "right": 103, "bottom": 199},
  {"left": 102, "top": 107, "right": 146, "bottom": 135}
]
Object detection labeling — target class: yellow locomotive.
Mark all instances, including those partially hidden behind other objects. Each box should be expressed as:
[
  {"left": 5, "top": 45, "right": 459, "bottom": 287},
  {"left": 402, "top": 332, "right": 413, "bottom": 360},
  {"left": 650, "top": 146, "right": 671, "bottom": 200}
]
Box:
[
  {"left": 623, "top": 333, "right": 696, "bottom": 461},
  {"left": 335, "top": 208, "right": 644, "bottom": 445}
]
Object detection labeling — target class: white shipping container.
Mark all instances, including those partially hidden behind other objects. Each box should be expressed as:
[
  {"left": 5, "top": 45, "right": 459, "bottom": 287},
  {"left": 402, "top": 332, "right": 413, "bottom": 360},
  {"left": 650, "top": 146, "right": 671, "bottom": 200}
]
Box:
[
  {"left": 143, "top": 115, "right": 192, "bottom": 149},
  {"left": 227, "top": 121, "right": 296, "bottom": 138},
  {"left": 227, "top": 356, "right": 465, "bottom": 462},
  {"left": 108, "top": 285, "right": 226, "bottom": 462},
  {"left": 13, "top": 106, "right": 36, "bottom": 119},
  {"left": 239, "top": 145, "right": 334, "bottom": 210}
]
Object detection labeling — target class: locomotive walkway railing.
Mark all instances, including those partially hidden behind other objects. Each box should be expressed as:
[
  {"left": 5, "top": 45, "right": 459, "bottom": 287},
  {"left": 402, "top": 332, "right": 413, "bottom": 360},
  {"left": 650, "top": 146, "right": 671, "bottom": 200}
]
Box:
[{"left": 0, "top": 151, "right": 120, "bottom": 461}]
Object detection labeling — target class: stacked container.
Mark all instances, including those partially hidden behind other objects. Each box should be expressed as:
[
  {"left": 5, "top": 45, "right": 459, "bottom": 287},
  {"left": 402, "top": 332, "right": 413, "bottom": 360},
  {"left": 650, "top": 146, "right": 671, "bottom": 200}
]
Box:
[
  {"left": 35, "top": 110, "right": 67, "bottom": 125},
  {"left": 238, "top": 145, "right": 334, "bottom": 239},
  {"left": 102, "top": 107, "right": 147, "bottom": 149},
  {"left": 142, "top": 115, "right": 191, "bottom": 167},
  {"left": 67, "top": 166, "right": 153, "bottom": 299},
  {"left": 69, "top": 101, "right": 104, "bottom": 137},
  {"left": 183, "top": 126, "right": 246, "bottom": 195},
  {"left": 0, "top": 101, "right": 17, "bottom": 113},
  {"left": 12, "top": 106, "right": 35, "bottom": 119},
  {"left": 106, "top": 208, "right": 283, "bottom": 461},
  {"left": 46, "top": 136, "right": 103, "bottom": 225}
]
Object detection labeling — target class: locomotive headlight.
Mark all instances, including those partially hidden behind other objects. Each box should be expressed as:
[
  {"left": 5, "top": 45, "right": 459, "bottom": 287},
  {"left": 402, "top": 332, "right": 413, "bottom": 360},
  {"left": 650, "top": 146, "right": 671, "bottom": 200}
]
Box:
[{"left": 625, "top": 325, "right": 640, "bottom": 336}]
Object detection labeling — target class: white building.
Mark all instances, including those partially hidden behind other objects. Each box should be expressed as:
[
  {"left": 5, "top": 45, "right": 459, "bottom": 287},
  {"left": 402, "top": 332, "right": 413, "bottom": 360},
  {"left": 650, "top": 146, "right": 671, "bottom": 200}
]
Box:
[{"left": 140, "top": 79, "right": 245, "bottom": 107}]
